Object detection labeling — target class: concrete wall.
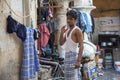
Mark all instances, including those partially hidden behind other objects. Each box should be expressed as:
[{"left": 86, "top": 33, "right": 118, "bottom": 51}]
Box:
[
  {"left": 0, "top": 0, "right": 37, "bottom": 80},
  {"left": 92, "top": 16, "right": 120, "bottom": 43},
  {"left": 92, "top": 0, "right": 120, "bottom": 18},
  {"left": 91, "top": 0, "right": 120, "bottom": 43},
  {"left": 0, "top": 0, "right": 23, "bottom": 80}
]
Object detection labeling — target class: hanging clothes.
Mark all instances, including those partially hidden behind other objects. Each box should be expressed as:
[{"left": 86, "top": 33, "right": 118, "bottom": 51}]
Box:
[
  {"left": 40, "top": 8, "right": 49, "bottom": 21},
  {"left": 6, "top": 15, "right": 40, "bottom": 80},
  {"left": 76, "top": 11, "right": 86, "bottom": 32},
  {"left": 7, "top": 15, "right": 19, "bottom": 33},
  {"left": 37, "top": 22, "right": 50, "bottom": 49},
  {"left": 82, "top": 12, "right": 92, "bottom": 32},
  {"left": 16, "top": 24, "right": 27, "bottom": 41},
  {"left": 7, "top": 15, "right": 27, "bottom": 41},
  {"left": 40, "top": 0, "right": 53, "bottom": 22},
  {"left": 40, "top": 0, "right": 49, "bottom": 21},
  {"left": 47, "top": 19, "right": 59, "bottom": 53},
  {"left": 47, "top": 18, "right": 59, "bottom": 33},
  {"left": 48, "top": 4, "right": 53, "bottom": 19},
  {"left": 21, "top": 27, "right": 40, "bottom": 80},
  {"left": 90, "top": 15, "right": 95, "bottom": 33}
]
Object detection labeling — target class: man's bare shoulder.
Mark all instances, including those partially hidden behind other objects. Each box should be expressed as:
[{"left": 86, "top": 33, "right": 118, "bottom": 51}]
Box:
[{"left": 75, "top": 27, "right": 82, "bottom": 34}]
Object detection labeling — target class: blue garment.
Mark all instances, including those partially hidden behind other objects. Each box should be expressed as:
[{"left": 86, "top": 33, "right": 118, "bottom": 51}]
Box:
[
  {"left": 7, "top": 15, "right": 27, "bottom": 41},
  {"left": 76, "top": 11, "right": 86, "bottom": 32},
  {"left": 40, "top": 8, "right": 48, "bottom": 21},
  {"left": 40, "top": 0, "right": 49, "bottom": 21},
  {"left": 90, "top": 15, "right": 95, "bottom": 33},
  {"left": 21, "top": 27, "right": 40, "bottom": 80},
  {"left": 64, "top": 51, "right": 81, "bottom": 80},
  {"left": 7, "top": 15, "right": 19, "bottom": 33},
  {"left": 16, "top": 24, "right": 27, "bottom": 41},
  {"left": 82, "top": 13, "right": 92, "bottom": 32}
]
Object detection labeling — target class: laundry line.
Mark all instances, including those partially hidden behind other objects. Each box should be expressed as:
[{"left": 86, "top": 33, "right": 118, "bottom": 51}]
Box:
[{"left": 4, "top": 0, "right": 31, "bottom": 18}]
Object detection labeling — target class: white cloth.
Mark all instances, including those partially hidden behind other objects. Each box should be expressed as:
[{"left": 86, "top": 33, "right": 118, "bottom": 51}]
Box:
[
  {"left": 86, "top": 13, "right": 92, "bottom": 27},
  {"left": 82, "top": 40, "right": 96, "bottom": 60},
  {"left": 61, "top": 26, "right": 79, "bottom": 53}
]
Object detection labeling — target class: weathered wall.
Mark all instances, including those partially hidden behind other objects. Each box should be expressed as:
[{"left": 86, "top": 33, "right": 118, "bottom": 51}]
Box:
[
  {"left": 0, "top": 0, "right": 23, "bottom": 80},
  {"left": 91, "top": 0, "right": 120, "bottom": 43},
  {"left": 92, "top": 16, "right": 120, "bottom": 43},
  {"left": 0, "top": 0, "right": 37, "bottom": 80},
  {"left": 92, "top": 0, "right": 120, "bottom": 17}
]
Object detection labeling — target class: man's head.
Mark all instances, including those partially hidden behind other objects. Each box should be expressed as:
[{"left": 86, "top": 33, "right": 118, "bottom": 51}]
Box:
[{"left": 66, "top": 9, "right": 77, "bottom": 27}]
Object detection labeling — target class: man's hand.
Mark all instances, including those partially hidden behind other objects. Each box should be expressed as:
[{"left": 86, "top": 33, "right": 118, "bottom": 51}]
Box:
[
  {"left": 61, "top": 26, "right": 68, "bottom": 34},
  {"left": 59, "top": 26, "right": 68, "bottom": 45},
  {"left": 75, "top": 61, "right": 81, "bottom": 69}
]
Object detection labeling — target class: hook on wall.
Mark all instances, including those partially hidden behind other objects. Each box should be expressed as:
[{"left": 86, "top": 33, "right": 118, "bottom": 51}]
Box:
[{"left": 9, "top": 11, "right": 12, "bottom": 14}]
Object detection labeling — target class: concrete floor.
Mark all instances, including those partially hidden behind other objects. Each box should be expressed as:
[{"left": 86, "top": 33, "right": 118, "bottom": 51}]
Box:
[{"left": 98, "top": 69, "right": 120, "bottom": 80}]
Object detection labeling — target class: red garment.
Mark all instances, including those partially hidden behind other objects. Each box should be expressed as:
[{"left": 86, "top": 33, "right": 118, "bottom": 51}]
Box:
[
  {"left": 96, "top": 44, "right": 100, "bottom": 51},
  {"left": 37, "top": 22, "right": 50, "bottom": 49}
]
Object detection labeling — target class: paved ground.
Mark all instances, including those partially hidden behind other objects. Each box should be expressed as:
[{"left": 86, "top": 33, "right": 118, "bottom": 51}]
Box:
[{"left": 98, "top": 69, "right": 120, "bottom": 80}]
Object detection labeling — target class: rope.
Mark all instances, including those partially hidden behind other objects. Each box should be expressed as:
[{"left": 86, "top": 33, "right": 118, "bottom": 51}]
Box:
[{"left": 4, "top": 0, "right": 31, "bottom": 18}]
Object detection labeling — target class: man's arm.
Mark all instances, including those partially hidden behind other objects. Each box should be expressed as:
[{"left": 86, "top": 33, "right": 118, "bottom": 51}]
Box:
[
  {"left": 76, "top": 29, "right": 84, "bottom": 63},
  {"left": 59, "top": 26, "right": 67, "bottom": 45}
]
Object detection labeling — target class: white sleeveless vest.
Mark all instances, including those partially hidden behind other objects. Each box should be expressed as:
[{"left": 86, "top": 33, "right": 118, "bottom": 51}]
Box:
[{"left": 64, "top": 26, "right": 79, "bottom": 53}]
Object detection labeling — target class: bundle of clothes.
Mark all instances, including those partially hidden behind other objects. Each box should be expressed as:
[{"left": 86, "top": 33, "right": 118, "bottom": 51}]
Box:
[
  {"left": 37, "top": 0, "right": 59, "bottom": 58},
  {"left": 37, "top": 19, "right": 59, "bottom": 58},
  {"left": 7, "top": 15, "right": 41, "bottom": 80}
]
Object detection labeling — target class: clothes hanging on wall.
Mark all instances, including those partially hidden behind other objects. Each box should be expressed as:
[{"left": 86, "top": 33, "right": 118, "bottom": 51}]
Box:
[
  {"left": 40, "top": 8, "right": 49, "bottom": 21},
  {"left": 7, "top": 15, "right": 40, "bottom": 41},
  {"left": 47, "top": 19, "right": 59, "bottom": 53},
  {"left": 76, "top": 11, "right": 86, "bottom": 32},
  {"left": 48, "top": 6, "right": 53, "bottom": 18},
  {"left": 82, "top": 12, "right": 92, "bottom": 32},
  {"left": 76, "top": 11, "right": 94, "bottom": 33},
  {"left": 47, "top": 18, "right": 59, "bottom": 33},
  {"left": 7, "top": 15, "right": 19, "bottom": 33},
  {"left": 6, "top": 15, "right": 41, "bottom": 80},
  {"left": 21, "top": 27, "right": 40, "bottom": 80},
  {"left": 37, "top": 22, "right": 50, "bottom": 49},
  {"left": 37, "top": 18, "right": 59, "bottom": 54},
  {"left": 90, "top": 15, "right": 95, "bottom": 33},
  {"left": 75, "top": 10, "right": 95, "bottom": 42},
  {"left": 16, "top": 24, "right": 27, "bottom": 41},
  {"left": 48, "top": 32, "right": 54, "bottom": 51},
  {"left": 34, "top": 28, "right": 41, "bottom": 40},
  {"left": 39, "top": 0, "right": 53, "bottom": 22},
  {"left": 7, "top": 15, "right": 26, "bottom": 41},
  {"left": 37, "top": 1, "right": 59, "bottom": 56}
]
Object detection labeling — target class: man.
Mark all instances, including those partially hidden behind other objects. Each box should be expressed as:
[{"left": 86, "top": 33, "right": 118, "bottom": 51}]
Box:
[{"left": 59, "top": 10, "right": 84, "bottom": 80}]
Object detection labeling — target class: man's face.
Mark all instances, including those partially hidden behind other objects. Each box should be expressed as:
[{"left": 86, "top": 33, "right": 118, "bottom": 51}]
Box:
[{"left": 67, "top": 16, "right": 76, "bottom": 27}]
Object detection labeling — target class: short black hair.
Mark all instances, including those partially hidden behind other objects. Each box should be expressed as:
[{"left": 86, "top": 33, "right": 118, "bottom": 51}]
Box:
[{"left": 66, "top": 9, "right": 78, "bottom": 20}]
